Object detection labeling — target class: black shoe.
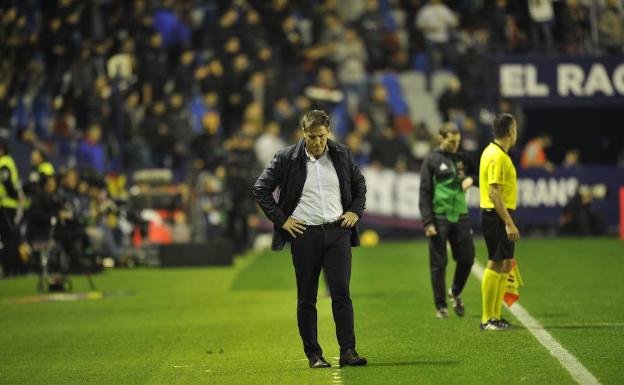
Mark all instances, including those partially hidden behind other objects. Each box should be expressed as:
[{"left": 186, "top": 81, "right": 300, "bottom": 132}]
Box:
[
  {"left": 339, "top": 349, "right": 367, "bottom": 368},
  {"left": 435, "top": 307, "right": 449, "bottom": 319},
  {"left": 479, "top": 318, "right": 505, "bottom": 331},
  {"left": 495, "top": 318, "right": 512, "bottom": 329},
  {"left": 448, "top": 289, "right": 465, "bottom": 317},
  {"left": 309, "top": 355, "right": 331, "bottom": 369}
]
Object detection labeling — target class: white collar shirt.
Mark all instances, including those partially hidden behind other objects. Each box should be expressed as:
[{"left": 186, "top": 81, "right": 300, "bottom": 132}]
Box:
[{"left": 291, "top": 146, "right": 343, "bottom": 225}]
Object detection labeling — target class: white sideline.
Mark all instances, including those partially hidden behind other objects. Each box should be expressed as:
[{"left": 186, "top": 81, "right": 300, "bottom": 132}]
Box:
[
  {"left": 472, "top": 262, "right": 602, "bottom": 385},
  {"left": 331, "top": 357, "right": 344, "bottom": 384}
]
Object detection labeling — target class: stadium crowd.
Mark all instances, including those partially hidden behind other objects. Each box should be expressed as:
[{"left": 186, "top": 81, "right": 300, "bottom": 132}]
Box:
[{"left": 1, "top": 0, "right": 623, "bottom": 276}]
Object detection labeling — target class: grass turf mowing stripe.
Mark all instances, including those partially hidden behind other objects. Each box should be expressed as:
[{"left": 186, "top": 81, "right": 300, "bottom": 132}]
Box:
[{"left": 471, "top": 261, "right": 602, "bottom": 385}]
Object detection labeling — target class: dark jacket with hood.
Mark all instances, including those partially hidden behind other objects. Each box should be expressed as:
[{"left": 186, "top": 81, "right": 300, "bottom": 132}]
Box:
[{"left": 419, "top": 148, "right": 477, "bottom": 229}]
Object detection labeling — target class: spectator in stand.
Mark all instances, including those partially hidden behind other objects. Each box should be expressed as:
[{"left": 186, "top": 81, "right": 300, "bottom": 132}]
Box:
[
  {"left": 416, "top": 0, "right": 458, "bottom": 90},
  {"left": 223, "top": 133, "right": 260, "bottom": 254},
  {"left": 255, "top": 121, "right": 287, "bottom": 166},
  {"left": 370, "top": 127, "right": 413, "bottom": 172},
  {"left": 520, "top": 133, "right": 555, "bottom": 172},
  {"left": 24, "top": 148, "right": 56, "bottom": 198},
  {"left": 0, "top": 81, "right": 11, "bottom": 129},
  {"left": 167, "top": 93, "right": 192, "bottom": 169},
  {"left": 273, "top": 98, "right": 301, "bottom": 141},
  {"left": 143, "top": 100, "right": 174, "bottom": 168},
  {"left": 121, "top": 91, "right": 150, "bottom": 170},
  {"left": 84, "top": 175, "right": 124, "bottom": 265},
  {"left": 190, "top": 111, "right": 223, "bottom": 172},
  {"left": 357, "top": 0, "right": 387, "bottom": 70},
  {"left": 487, "top": 0, "right": 528, "bottom": 54},
  {"left": 437, "top": 76, "right": 468, "bottom": 122},
  {"left": 599, "top": 0, "right": 624, "bottom": 55},
  {"left": 140, "top": 33, "right": 168, "bottom": 100},
  {"left": 77, "top": 124, "right": 107, "bottom": 174},
  {"left": 315, "top": 13, "right": 344, "bottom": 66},
  {"left": 617, "top": 147, "right": 624, "bottom": 168},
  {"left": 528, "top": 0, "right": 555, "bottom": 54},
  {"left": 26, "top": 174, "right": 64, "bottom": 268},
  {"left": 560, "top": 0, "right": 592, "bottom": 55},
  {"left": 30, "top": 149, "right": 55, "bottom": 179},
  {"left": 336, "top": 27, "right": 368, "bottom": 117},
  {"left": 198, "top": 58, "right": 226, "bottom": 97},
  {"left": 241, "top": 9, "right": 268, "bottom": 53},
  {"left": 345, "top": 131, "right": 371, "bottom": 167},
  {"left": 223, "top": 53, "right": 253, "bottom": 136},
  {"left": 305, "top": 67, "right": 344, "bottom": 114},
  {"left": 173, "top": 50, "right": 197, "bottom": 99},
  {"left": 56, "top": 168, "right": 92, "bottom": 272},
  {"left": 489, "top": 0, "right": 511, "bottom": 54},
  {"left": 563, "top": 149, "right": 581, "bottom": 169},
  {"left": 366, "top": 84, "right": 393, "bottom": 132},
  {"left": 411, "top": 122, "right": 435, "bottom": 167},
  {"left": 559, "top": 185, "right": 606, "bottom": 236},
  {"left": 457, "top": 116, "right": 481, "bottom": 162},
  {"left": 278, "top": 14, "right": 305, "bottom": 73},
  {"left": 505, "top": 15, "right": 530, "bottom": 53},
  {"left": 198, "top": 175, "right": 226, "bottom": 239}
]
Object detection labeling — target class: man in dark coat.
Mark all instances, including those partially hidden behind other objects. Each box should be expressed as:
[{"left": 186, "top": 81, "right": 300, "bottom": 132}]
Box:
[{"left": 252, "top": 110, "right": 368, "bottom": 369}]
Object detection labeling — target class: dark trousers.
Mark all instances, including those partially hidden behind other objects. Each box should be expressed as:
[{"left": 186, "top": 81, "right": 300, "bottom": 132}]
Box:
[
  {"left": 0, "top": 208, "right": 23, "bottom": 276},
  {"left": 428, "top": 216, "right": 475, "bottom": 310},
  {"left": 290, "top": 224, "right": 355, "bottom": 359}
]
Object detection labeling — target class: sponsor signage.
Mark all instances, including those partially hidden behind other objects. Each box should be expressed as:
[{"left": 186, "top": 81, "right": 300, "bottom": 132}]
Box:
[
  {"left": 361, "top": 166, "right": 623, "bottom": 230},
  {"left": 498, "top": 57, "right": 624, "bottom": 105}
]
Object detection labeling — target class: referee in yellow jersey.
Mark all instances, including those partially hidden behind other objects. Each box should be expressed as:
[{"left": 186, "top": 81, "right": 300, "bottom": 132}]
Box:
[{"left": 478, "top": 113, "right": 519, "bottom": 331}]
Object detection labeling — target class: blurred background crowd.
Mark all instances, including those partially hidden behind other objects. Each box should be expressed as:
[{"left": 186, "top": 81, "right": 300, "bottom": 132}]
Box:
[{"left": 1, "top": 0, "right": 623, "bottom": 276}]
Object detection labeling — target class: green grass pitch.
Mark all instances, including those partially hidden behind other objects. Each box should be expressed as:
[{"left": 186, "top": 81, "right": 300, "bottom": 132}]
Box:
[{"left": 1, "top": 238, "right": 622, "bottom": 384}]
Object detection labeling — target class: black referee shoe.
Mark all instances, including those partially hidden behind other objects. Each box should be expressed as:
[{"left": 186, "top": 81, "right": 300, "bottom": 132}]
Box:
[
  {"left": 495, "top": 318, "right": 512, "bottom": 329},
  {"left": 479, "top": 318, "right": 505, "bottom": 331}
]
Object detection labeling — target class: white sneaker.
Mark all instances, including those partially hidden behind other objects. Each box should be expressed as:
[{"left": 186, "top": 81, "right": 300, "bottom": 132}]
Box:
[
  {"left": 436, "top": 308, "right": 449, "bottom": 319},
  {"left": 448, "top": 288, "right": 465, "bottom": 317}
]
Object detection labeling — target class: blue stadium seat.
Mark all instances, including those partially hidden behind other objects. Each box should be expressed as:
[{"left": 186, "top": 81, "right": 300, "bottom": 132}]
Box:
[{"left": 380, "top": 74, "right": 409, "bottom": 116}]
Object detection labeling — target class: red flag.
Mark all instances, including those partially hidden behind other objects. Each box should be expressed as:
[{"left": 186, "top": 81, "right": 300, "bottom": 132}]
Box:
[{"left": 504, "top": 259, "right": 524, "bottom": 306}]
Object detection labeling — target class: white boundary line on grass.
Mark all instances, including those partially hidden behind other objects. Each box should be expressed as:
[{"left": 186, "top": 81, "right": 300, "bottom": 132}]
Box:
[
  {"left": 330, "top": 357, "right": 344, "bottom": 385},
  {"left": 471, "top": 261, "right": 602, "bottom": 385}
]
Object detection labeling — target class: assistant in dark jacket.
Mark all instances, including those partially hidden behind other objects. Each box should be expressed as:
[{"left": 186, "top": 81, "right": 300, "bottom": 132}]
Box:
[{"left": 418, "top": 123, "right": 477, "bottom": 317}]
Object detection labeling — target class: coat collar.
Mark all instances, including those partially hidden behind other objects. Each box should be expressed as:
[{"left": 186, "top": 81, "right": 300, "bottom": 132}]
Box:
[{"left": 291, "top": 139, "right": 345, "bottom": 161}]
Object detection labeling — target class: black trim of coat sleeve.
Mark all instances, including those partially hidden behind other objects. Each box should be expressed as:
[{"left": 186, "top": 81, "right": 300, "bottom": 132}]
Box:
[
  {"left": 346, "top": 149, "right": 366, "bottom": 217},
  {"left": 418, "top": 154, "right": 435, "bottom": 228},
  {"left": 252, "top": 152, "right": 288, "bottom": 228}
]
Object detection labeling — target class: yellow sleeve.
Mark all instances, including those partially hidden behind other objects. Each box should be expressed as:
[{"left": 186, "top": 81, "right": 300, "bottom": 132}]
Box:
[{"left": 487, "top": 154, "right": 506, "bottom": 185}]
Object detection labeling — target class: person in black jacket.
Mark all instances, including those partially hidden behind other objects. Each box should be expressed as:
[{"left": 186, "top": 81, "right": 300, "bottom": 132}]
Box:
[
  {"left": 419, "top": 122, "right": 476, "bottom": 319},
  {"left": 0, "top": 133, "right": 26, "bottom": 276},
  {"left": 252, "top": 110, "right": 368, "bottom": 369}
]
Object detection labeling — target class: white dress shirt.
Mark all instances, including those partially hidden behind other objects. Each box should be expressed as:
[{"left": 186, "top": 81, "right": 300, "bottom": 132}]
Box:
[{"left": 291, "top": 146, "right": 343, "bottom": 225}]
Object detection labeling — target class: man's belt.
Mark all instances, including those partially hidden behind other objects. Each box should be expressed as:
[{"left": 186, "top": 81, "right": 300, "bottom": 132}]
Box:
[{"left": 306, "top": 220, "right": 343, "bottom": 230}]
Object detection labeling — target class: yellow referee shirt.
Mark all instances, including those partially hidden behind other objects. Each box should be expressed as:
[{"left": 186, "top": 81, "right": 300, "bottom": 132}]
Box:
[{"left": 479, "top": 142, "right": 517, "bottom": 209}]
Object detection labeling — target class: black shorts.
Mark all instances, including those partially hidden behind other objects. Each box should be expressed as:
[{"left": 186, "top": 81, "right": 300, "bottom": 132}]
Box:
[{"left": 481, "top": 209, "right": 515, "bottom": 261}]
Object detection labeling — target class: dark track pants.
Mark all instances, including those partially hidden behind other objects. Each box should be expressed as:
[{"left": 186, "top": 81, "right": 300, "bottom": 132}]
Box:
[
  {"left": 0, "top": 208, "right": 22, "bottom": 276},
  {"left": 290, "top": 224, "right": 355, "bottom": 359},
  {"left": 428, "top": 216, "right": 475, "bottom": 310}
]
